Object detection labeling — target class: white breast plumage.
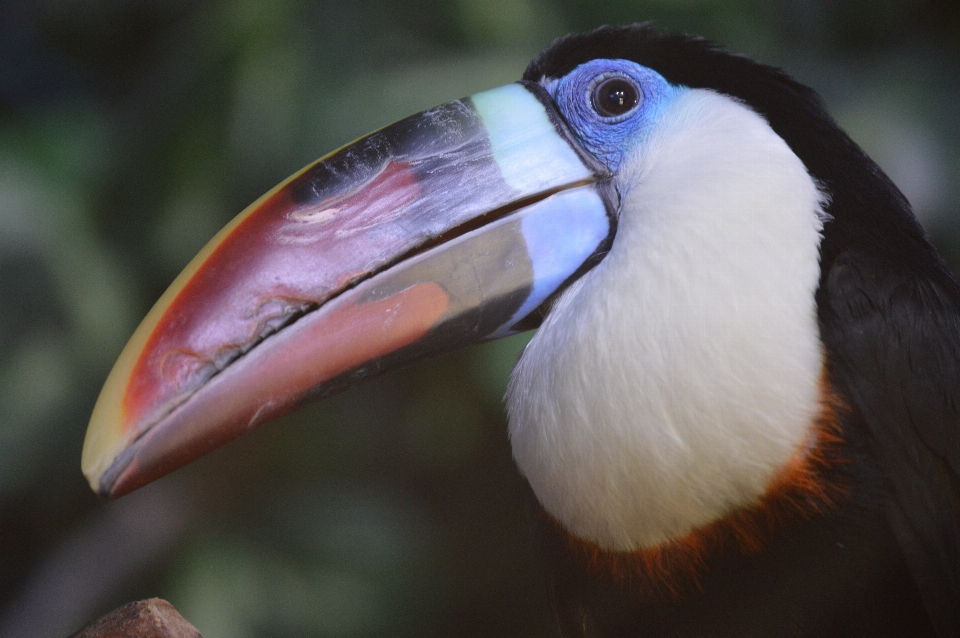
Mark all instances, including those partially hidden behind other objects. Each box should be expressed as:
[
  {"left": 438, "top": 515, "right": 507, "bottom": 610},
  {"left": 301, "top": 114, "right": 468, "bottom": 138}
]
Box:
[{"left": 506, "top": 88, "right": 830, "bottom": 552}]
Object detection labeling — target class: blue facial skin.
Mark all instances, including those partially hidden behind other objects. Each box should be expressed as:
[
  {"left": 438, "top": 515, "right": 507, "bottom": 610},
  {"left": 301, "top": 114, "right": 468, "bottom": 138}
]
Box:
[
  {"left": 543, "top": 59, "right": 686, "bottom": 173},
  {"left": 507, "top": 60, "right": 684, "bottom": 334}
]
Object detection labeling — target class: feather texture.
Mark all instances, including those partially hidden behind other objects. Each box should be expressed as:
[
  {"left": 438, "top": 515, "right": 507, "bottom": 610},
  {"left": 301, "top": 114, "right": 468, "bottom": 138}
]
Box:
[{"left": 508, "top": 88, "right": 828, "bottom": 550}]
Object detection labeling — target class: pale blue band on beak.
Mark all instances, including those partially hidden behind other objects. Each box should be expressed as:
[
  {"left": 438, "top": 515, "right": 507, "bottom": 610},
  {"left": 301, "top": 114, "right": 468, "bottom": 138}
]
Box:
[
  {"left": 495, "top": 186, "right": 610, "bottom": 336},
  {"left": 472, "top": 84, "right": 594, "bottom": 193}
]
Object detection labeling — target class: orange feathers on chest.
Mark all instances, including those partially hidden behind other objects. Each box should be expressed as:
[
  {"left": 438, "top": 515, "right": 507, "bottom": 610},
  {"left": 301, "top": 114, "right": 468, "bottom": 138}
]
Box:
[{"left": 557, "top": 373, "right": 848, "bottom": 598}]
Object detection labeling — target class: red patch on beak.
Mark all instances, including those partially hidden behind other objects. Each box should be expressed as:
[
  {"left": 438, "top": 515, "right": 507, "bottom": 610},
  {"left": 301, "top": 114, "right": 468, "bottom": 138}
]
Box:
[
  {"left": 110, "top": 281, "right": 449, "bottom": 497},
  {"left": 122, "top": 162, "right": 422, "bottom": 434}
]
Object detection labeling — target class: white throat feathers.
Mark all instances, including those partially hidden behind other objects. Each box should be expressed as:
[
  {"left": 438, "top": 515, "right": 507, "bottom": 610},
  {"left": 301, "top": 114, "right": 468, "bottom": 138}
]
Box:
[{"left": 506, "top": 88, "right": 829, "bottom": 552}]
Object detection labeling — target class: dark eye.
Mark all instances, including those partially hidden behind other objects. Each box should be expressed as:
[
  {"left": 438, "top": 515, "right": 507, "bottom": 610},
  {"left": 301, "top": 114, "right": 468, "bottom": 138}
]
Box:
[{"left": 591, "top": 77, "right": 641, "bottom": 118}]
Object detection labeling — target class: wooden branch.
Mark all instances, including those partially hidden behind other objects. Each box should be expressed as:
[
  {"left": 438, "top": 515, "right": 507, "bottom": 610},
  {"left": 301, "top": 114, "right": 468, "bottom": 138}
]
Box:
[{"left": 68, "top": 598, "right": 200, "bottom": 638}]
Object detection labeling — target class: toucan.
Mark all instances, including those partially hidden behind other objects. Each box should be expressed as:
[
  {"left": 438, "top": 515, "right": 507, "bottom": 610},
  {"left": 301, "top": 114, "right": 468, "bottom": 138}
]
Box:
[{"left": 81, "top": 24, "right": 959, "bottom": 637}]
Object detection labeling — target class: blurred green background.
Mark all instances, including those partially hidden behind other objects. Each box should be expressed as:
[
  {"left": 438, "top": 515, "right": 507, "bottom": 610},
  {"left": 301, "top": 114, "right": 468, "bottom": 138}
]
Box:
[{"left": 0, "top": 1, "right": 957, "bottom": 636}]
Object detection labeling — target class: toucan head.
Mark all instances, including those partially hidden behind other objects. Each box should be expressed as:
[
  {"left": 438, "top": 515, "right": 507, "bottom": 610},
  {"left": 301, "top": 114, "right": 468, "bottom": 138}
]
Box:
[{"left": 84, "top": 24, "right": 891, "bottom": 553}]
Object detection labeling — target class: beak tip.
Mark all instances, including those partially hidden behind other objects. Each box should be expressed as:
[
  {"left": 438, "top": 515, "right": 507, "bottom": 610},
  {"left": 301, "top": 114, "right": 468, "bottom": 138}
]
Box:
[
  {"left": 82, "top": 353, "right": 143, "bottom": 498},
  {"left": 81, "top": 415, "right": 133, "bottom": 499},
  {"left": 86, "top": 434, "right": 152, "bottom": 499},
  {"left": 81, "top": 451, "right": 114, "bottom": 499}
]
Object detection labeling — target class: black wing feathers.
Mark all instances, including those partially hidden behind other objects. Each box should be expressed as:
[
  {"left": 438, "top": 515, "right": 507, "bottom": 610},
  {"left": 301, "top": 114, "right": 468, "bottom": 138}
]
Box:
[{"left": 824, "top": 253, "right": 960, "bottom": 637}]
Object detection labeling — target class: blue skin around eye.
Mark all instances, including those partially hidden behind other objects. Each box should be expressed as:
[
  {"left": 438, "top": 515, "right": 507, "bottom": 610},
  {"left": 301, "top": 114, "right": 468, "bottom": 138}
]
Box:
[
  {"left": 544, "top": 59, "right": 686, "bottom": 172},
  {"left": 500, "top": 61, "right": 684, "bottom": 333}
]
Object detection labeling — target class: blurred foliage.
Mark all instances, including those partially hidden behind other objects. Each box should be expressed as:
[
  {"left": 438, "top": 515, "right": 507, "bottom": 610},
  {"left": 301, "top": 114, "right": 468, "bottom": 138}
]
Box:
[{"left": 0, "top": 0, "right": 957, "bottom": 636}]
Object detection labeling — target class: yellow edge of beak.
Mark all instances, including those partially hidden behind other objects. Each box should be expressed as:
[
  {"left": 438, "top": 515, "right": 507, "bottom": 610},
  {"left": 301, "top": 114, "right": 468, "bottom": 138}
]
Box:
[{"left": 80, "top": 158, "right": 325, "bottom": 490}]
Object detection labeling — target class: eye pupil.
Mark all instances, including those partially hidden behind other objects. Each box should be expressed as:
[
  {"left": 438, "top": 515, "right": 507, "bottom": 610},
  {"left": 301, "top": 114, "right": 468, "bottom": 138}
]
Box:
[{"left": 592, "top": 78, "right": 640, "bottom": 118}]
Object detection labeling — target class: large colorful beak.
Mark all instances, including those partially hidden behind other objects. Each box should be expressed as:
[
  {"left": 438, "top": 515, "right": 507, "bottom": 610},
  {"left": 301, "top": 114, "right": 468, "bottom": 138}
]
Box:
[{"left": 83, "top": 82, "right": 616, "bottom": 498}]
